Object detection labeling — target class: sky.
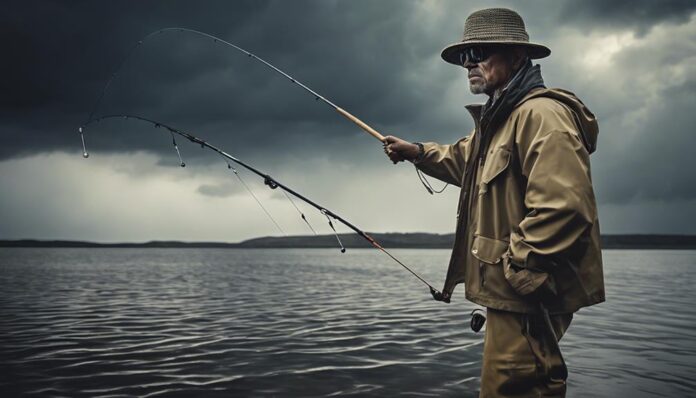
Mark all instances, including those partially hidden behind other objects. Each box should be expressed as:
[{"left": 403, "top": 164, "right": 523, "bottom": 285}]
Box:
[{"left": 2, "top": 0, "right": 696, "bottom": 243}]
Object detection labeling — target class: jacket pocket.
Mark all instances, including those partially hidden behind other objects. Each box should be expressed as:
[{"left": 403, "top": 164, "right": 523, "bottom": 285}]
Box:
[
  {"left": 479, "top": 147, "right": 511, "bottom": 195},
  {"left": 472, "top": 235, "right": 509, "bottom": 289},
  {"left": 471, "top": 235, "right": 509, "bottom": 264}
]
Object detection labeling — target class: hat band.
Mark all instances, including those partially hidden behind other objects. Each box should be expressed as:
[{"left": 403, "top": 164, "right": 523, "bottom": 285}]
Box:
[{"left": 462, "top": 34, "right": 530, "bottom": 43}]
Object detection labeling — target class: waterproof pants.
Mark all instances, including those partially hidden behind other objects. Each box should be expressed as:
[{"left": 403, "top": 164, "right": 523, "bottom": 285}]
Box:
[{"left": 479, "top": 308, "right": 573, "bottom": 398}]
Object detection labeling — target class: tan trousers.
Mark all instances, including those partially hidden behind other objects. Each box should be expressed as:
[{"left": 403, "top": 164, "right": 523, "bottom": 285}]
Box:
[{"left": 479, "top": 308, "right": 573, "bottom": 398}]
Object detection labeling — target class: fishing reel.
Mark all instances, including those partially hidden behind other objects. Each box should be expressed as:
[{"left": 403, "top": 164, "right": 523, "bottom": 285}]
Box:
[{"left": 470, "top": 308, "right": 486, "bottom": 333}]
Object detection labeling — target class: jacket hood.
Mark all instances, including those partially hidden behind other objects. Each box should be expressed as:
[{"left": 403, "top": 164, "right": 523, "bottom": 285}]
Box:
[{"left": 522, "top": 88, "right": 599, "bottom": 154}]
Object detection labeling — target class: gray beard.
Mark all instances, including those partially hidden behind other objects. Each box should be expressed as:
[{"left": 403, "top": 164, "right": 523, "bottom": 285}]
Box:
[{"left": 469, "top": 81, "right": 488, "bottom": 95}]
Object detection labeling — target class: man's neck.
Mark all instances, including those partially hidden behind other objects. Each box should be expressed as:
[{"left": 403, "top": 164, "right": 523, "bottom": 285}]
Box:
[{"left": 488, "top": 61, "right": 528, "bottom": 102}]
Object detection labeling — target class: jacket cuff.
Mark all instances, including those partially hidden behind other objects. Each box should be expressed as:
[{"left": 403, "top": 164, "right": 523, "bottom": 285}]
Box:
[
  {"left": 413, "top": 142, "right": 425, "bottom": 162},
  {"left": 413, "top": 142, "right": 437, "bottom": 165}
]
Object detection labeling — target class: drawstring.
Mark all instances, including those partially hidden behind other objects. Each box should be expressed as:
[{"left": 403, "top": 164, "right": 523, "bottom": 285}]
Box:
[{"left": 415, "top": 166, "right": 448, "bottom": 194}]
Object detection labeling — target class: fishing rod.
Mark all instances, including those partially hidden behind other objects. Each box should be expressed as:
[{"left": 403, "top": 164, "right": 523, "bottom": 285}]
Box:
[
  {"left": 78, "top": 115, "right": 447, "bottom": 301},
  {"left": 85, "top": 27, "right": 385, "bottom": 142},
  {"left": 84, "top": 27, "right": 445, "bottom": 194},
  {"left": 81, "top": 28, "right": 448, "bottom": 300}
]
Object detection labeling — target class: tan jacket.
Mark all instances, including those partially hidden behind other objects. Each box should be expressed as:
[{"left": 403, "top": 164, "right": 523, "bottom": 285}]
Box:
[{"left": 416, "top": 88, "right": 605, "bottom": 314}]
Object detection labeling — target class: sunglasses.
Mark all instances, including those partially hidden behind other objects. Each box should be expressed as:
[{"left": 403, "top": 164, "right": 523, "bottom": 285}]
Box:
[{"left": 459, "top": 46, "right": 498, "bottom": 65}]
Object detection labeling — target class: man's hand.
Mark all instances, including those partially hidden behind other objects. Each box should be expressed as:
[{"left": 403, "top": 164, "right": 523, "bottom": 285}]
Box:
[{"left": 383, "top": 135, "right": 421, "bottom": 164}]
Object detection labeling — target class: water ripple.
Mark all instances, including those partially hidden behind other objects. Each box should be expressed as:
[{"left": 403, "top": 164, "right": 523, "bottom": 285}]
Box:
[{"left": 1, "top": 248, "right": 695, "bottom": 397}]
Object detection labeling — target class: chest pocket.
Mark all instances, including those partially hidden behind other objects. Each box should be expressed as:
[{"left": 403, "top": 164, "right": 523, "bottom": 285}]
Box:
[{"left": 479, "top": 146, "right": 511, "bottom": 195}]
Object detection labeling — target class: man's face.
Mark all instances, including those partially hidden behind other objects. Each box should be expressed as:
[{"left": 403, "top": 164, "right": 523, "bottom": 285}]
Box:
[{"left": 462, "top": 47, "right": 516, "bottom": 96}]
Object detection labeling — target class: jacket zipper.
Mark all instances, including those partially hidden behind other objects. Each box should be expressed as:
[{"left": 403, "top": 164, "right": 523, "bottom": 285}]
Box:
[
  {"left": 444, "top": 105, "right": 484, "bottom": 296},
  {"left": 466, "top": 109, "right": 488, "bottom": 290}
]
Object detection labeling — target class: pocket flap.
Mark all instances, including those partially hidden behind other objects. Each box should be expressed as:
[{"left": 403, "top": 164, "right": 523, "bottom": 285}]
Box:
[
  {"left": 481, "top": 147, "right": 511, "bottom": 185},
  {"left": 471, "top": 235, "right": 509, "bottom": 264}
]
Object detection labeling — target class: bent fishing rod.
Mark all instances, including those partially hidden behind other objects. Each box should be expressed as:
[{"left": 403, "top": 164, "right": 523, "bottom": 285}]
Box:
[
  {"left": 85, "top": 27, "right": 385, "bottom": 142},
  {"left": 85, "top": 27, "right": 446, "bottom": 194},
  {"left": 82, "top": 28, "right": 448, "bottom": 300},
  {"left": 78, "top": 115, "right": 448, "bottom": 302}
]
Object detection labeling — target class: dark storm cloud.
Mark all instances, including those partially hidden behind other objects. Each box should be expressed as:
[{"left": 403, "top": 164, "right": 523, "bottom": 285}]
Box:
[
  {"left": 594, "top": 70, "right": 696, "bottom": 203},
  {"left": 559, "top": 0, "right": 696, "bottom": 35},
  {"left": 3, "top": 0, "right": 696, "bottom": 236},
  {"left": 0, "top": 0, "right": 443, "bottom": 166},
  {"left": 1, "top": 0, "right": 266, "bottom": 157}
]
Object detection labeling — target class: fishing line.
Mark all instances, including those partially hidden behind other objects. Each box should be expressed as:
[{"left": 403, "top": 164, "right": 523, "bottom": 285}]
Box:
[
  {"left": 170, "top": 132, "right": 186, "bottom": 167},
  {"left": 78, "top": 114, "right": 444, "bottom": 300},
  {"left": 321, "top": 209, "right": 346, "bottom": 253},
  {"left": 79, "top": 127, "right": 89, "bottom": 158},
  {"left": 226, "top": 163, "right": 286, "bottom": 237},
  {"left": 282, "top": 189, "right": 317, "bottom": 235}
]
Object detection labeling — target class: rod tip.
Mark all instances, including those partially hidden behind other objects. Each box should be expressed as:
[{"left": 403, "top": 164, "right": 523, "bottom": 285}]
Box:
[{"left": 82, "top": 152, "right": 89, "bottom": 159}]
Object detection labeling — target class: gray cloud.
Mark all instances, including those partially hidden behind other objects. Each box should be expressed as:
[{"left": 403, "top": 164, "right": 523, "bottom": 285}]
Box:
[
  {"left": 559, "top": 0, "right": 696, "bottom": 36},
  {"left": 197, "top": 181, "right": 243, "bottom": 198},
  {"left": 0, "top": 0, "right": 432, "bottom": 163},
  {"left": 2, "top": 0, "right": 696, "bottom": 239}
]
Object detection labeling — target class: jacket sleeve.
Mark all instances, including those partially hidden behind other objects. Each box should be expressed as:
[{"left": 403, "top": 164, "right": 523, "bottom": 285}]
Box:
[
  {"left": 509, "top": 101, "right": 597, "bottom": 272},
  {"left": 413, "top": 135, "right": 473, "bottom": 187}
]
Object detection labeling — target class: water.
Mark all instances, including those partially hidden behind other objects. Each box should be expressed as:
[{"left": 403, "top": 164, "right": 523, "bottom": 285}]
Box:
[{"left": 0, "top": 248, "right": 694, "bottom": 397}]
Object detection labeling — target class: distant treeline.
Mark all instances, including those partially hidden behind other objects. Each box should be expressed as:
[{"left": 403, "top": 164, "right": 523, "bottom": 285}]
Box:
[{"left": 2, "top": 233, "right": 696, "bottom": 249}]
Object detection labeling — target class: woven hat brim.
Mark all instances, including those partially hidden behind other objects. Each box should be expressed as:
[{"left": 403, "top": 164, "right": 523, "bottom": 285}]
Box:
[{"left": 441, "top": 40, "right": 551, "bottom": 65}]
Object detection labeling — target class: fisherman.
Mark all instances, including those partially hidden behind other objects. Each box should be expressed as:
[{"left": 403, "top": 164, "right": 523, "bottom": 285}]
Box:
[{"left": 383, "top": 8, "right": 605, "bottom": 397}]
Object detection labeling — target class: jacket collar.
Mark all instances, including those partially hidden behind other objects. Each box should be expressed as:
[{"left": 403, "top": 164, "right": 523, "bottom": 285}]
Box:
[{"left": 465, "top": 61, "right": 546, "bottom": 134}]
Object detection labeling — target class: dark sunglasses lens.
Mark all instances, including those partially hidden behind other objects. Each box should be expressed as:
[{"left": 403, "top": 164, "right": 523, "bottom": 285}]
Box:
[
  {"left": 470, "top": 47, "right": 484, "bottom": 63},
  {"left": 460, "top": 46, "right": 490, "bottom": 65}
]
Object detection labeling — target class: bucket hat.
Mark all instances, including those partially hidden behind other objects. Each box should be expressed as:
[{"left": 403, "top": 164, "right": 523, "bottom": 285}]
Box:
[{"left": 441, "top": 8, "right": 550, "bottom": 65}]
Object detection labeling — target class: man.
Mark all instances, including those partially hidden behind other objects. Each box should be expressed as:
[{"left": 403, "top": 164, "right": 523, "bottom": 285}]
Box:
[{"left": 383, "top": 8, "right": 605, "bottom": 398}]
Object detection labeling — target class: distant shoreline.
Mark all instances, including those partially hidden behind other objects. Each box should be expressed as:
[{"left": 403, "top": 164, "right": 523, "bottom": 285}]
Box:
[{"left": 2, "top": 233, "right": 696, "bottom": 250}]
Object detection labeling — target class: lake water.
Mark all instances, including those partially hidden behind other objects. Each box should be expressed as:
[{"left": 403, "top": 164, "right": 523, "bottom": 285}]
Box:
[{"left": 0, "top": 248, "right": 694, "bottom": 397}]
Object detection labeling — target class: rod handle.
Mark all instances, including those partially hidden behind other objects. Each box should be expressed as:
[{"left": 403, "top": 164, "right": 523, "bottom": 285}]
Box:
[{"left": 335, "top": 107, "right": 385, "bottom": 142}]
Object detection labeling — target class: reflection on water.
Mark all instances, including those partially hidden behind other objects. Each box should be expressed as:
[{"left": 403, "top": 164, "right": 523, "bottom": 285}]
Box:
[{"left": 0, "top": 248, "right": 694, "bottom": 397}]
